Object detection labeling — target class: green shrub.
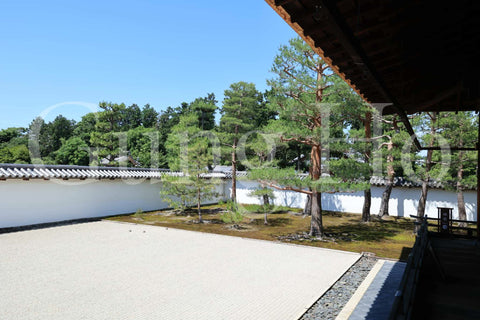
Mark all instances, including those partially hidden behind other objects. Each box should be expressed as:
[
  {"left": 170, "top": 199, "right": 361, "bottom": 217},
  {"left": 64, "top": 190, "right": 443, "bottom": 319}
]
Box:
[{"left": 220, "top": 201, "right": 244, "bottom": 224}]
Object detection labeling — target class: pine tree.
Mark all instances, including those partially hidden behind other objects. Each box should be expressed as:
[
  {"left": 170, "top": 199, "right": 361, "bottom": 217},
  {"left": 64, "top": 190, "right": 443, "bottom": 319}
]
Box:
[
  {"left": 432, "top": 112, "right": 477, "bottom": 222},
  {"left": 250, "top": 37, "right": 369, "bottom": 236},
  {"left": 190, "top": 93, "right": 217, "bottom": 130},
  {"left": 90, "top": 102, "right": 126, "bottom": 165},
  {"left": 219, "top": 82, "right": 263, "bottom": 203},
  {"left": 377, "top": 115, "right": 410, "bottom": 217},
  {"left": 163, "top": 113, "right": 219, "bottom": 222}
]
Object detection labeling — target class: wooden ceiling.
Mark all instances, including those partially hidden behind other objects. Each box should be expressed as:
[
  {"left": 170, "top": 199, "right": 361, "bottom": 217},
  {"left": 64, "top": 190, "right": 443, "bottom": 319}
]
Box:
[{"left": 266, "top": 0, "right": 480, "bottom": 115}]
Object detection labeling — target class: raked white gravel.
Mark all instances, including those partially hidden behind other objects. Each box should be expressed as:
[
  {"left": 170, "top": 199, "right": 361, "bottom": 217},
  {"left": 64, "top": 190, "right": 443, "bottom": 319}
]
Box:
[{"left": 0, "top": 220, "right": 360, "bottom": 320}]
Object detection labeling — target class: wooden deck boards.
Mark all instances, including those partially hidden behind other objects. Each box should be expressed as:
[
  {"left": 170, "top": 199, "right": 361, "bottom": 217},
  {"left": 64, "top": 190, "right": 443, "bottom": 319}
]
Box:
[{"left": 412, "top": 236, "right": 480, "bottom": 319}]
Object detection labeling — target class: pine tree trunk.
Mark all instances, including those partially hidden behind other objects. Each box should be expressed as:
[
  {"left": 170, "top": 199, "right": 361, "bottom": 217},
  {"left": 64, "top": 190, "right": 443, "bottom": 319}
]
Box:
[
  {"left": 416, "top": 114, "right": 437, "bottom": 232},
  {"left": 417, "top": 148, "right": 433, "bottom": 216},
  {"left": 417, "top": 115, "right": 436, "bottom": 221},
  {"left": 379, "top": 141, "right": 394, "bottom": 217},
  {"left": 362, "top": 112, "right": 372, "bottom": 222},
  {"left": 231, "top": 135, "right": 238, "bottom": 203},
  {"left": 263, "top": 192, "right": 269, "bottom": 225},
  {"left": 309, "top": 145, "right": 323, "bottom": 237},
  {"left": 362, "top": 188, "right": 371, "bottom": 222},
  {"left": 457, "top": 151, "right": 467, "bottom": 225},
  {"left": 379, "top": 178, "right": 393, "bottom": 217},
  {"left": 308, "top": 61, "right": 325, "bottom": 237},
  {"left": 197, "top": 188, "right": 203, "bottom": 223},
  {"left": 417, "top": 180, "right": 428, "bottom": 216},
  {"left": 457, "top": 187, "right": 466, "bottom": 223},
  {"left": 303, "top": 194, "right": 312, "bottom": 215},
  {"left": 263, "top": 194, "right": 270, "bottom": 206},
  {"left": 310, "top": 191, "right": 323, "bottom": 237},
  {"left": 415, "top": 179, "right": 429, "bottom": 234}
]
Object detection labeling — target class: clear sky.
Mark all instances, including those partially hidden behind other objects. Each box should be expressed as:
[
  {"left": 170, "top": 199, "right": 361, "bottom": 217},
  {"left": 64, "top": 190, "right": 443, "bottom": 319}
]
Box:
[{"left": 0, "top": 0, "right": 297, "bottom": 129}]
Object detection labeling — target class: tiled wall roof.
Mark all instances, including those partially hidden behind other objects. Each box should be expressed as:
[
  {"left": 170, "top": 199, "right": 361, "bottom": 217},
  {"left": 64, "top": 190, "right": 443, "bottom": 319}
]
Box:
[
  {"left": 369, "top": 176, "right": 446, "bottom": 189},
  {"left": 0, "top": 164, "right": 169, "bottom": 180},
  {"left": 0, "top": 164, "right": 229, "bottom": 180},
  {"left": 0, "top": 163, "right": 453, "bottom": 189}
]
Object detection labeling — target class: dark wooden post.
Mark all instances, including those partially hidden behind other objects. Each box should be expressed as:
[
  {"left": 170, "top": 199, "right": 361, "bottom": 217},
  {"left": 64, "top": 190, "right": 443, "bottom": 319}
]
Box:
[
  {"left": 477, "top": 112, "right": 480, "bottom": 238},
  {"left": 438, "top": 207, "right": 452, "bottom": 234}
]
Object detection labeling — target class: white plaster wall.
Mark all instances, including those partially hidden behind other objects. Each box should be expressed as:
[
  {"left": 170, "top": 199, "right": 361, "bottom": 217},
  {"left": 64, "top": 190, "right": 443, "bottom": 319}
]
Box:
[
  {"left": 235, "top": 180, "right": 308, "bottom": 208},
  {"left": 0, "top": 178, "right": 476, "bottom": 228},
  {"left": 0, "top": 179, "right": 227, "bottom": 228},
  {"left": 233, "top": 180, "right": 477, "bottom": 221}
]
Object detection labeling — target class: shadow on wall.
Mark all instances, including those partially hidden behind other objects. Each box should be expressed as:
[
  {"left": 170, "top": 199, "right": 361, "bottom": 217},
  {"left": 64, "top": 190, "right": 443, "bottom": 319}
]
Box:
[
  {"left": 465, "top": 202, "right": 477, "bottom": 221},
  {"left": 322, "top": 194, "right": 345, "bottom": 213},
  {"left": 392, "top": 188, "right": 478, "bottom": 220},
  {"left": 397, "top": 197, "right": 405, "bottom": 218},
  {"left": 395, "top": 188, "right": 422, "bottom": 218},
  {"left": 421, "top": 189, "right": 477, "bottom": 220},
  {"left": 234, "top": 180, "right": 305, "bottom": 208},
  {"left": 275, "top": 190, "right": 305, "bottom": 208}
]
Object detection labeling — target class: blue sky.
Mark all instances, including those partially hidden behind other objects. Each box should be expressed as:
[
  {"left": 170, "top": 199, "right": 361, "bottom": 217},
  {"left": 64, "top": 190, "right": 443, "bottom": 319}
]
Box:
[{"left": 0, "top": 0, "right": 296, "bottom": 129}]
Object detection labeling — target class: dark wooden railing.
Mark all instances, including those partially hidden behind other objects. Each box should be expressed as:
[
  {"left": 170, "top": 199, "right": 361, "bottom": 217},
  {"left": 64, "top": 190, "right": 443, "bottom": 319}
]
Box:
[
  {"left": 410, "top": 214, "right": 478, "bottom": 237},
  {"left": 389, "top": 217, "right": 429, "bottom": 320}
]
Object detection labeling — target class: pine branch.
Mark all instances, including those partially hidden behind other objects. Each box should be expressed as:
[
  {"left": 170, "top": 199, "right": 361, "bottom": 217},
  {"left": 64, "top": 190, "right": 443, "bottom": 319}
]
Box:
[
  {"left": 281, "top": 136, "right": 316, "bottom": 146},
  {"left": 258, "top": 180, "right": 312, "bottom": 195}
]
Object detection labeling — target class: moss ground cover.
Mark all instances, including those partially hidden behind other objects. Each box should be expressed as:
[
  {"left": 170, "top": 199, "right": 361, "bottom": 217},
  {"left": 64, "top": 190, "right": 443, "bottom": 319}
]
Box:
[{"left": 107, "top": 203, "right": 415, "bottom": 260}]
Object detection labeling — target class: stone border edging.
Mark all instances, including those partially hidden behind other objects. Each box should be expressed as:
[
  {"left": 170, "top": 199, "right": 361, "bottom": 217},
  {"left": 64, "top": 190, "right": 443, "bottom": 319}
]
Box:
[{"left": 335, "top": 259, "right": 386, "bottom": 320}]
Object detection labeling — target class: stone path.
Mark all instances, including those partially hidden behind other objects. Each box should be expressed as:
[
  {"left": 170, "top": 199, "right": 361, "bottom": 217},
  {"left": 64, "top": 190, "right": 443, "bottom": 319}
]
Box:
[{"left": 0, "top": 221, "right": 360, "bottom": 320}]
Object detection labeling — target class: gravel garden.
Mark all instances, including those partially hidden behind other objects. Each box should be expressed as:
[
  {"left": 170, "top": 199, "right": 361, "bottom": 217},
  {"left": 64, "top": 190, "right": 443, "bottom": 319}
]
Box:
[{"left": 106, "top": 203, "right": 414, "bottom": 318}]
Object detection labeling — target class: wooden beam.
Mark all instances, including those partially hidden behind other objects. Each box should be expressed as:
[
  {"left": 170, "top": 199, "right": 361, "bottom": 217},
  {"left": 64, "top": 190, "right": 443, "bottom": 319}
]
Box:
[
  {"left": 316, "top": 0, "right": 422, "bottom": 150},
  {"left": 414, "top": 86, "right": 460, "bottom": 113},
  {"left": 263, "top": 0, "right": 369, "bottom": 103},
  {"left": 477, "top": 112, "right": 480, "bottom": 238},
  {"left": 274, "top": 0, "right": 295, "bottom": 6}
]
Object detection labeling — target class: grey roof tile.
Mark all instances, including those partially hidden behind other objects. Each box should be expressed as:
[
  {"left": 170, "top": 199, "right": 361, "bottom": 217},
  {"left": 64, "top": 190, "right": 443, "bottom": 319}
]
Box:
[
  {"left": 0, "top": 164, "right": 170, "bottom": 180},
  {"left": 0, "top": 163, "right": 457, "bottom": 190}
]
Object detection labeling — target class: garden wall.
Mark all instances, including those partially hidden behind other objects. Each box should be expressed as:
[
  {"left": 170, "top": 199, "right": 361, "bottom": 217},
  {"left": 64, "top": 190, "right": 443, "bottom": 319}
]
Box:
[
  {"left": 0, "top": 179, "right": 228, "bottom": 229},
  {"left": 0, "top": 177, "right": 476, "bottom": 229},
  {"left": 232, "top": 180, "right": 477, "bottom": 221}
]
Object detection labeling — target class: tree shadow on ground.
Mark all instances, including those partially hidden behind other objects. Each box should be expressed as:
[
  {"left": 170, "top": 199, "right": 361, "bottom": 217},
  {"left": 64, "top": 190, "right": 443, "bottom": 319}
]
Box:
[
  {"left": 323, "top": 211, "right": 345, "bottom": 217},
  {"left": 271, "top": 210, "right": 293, "bottom": 214},
  {"left": 245, "top": 210, "right": 291, "bottom": 215},
  {"left": 325, "top": 222, "right": 403, "bottom": 242},
  {"left": 171, "top": 208, "right": 225, "bottom": 217},
  {"left": 202, "top": 208, "right": 225, "bottom": 215},
  {"left": 185, "top": 218, "right": 224, "bottom": 224},
  {"left": 249, "top": 217, "right": 291, "bottom": 227}
]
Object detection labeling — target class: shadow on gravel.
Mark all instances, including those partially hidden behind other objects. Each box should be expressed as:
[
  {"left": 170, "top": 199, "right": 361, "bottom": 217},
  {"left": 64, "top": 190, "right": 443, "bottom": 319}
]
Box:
[{"left": 0, "top": 218, "right": 102, "bottom": 235}]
